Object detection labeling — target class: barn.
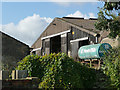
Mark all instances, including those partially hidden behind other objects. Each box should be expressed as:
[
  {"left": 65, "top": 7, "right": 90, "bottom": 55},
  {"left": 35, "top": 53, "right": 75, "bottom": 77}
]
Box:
[
  {"left": 0, "top": 31, "right": 30, "bottom": 70},
  {"left": 31, "top": 17, "right": 113, "bottom": 60}
]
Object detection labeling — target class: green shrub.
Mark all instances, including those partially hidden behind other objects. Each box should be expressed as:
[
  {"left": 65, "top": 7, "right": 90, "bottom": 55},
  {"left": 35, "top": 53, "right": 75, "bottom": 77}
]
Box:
[
  {"left": 16, "top": 54, "right": 44, "bottom": 79},
  {"left": 102, "top": 47, "right": 120, "bottom": 88},
  {"left": 16, "top": 53, "right": 96, "bottom": 89},
  {"left": 39, "top": 53, "right": 96, "bottom": 89}
]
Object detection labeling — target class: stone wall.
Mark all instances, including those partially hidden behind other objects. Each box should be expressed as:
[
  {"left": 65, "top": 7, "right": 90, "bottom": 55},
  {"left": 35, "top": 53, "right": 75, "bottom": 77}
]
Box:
[
  {"left": 2, "top": 79, "right": 39, "bottom": 89},
  {"left": 0, "top": 70, "right": 39, "bottom": 89}
]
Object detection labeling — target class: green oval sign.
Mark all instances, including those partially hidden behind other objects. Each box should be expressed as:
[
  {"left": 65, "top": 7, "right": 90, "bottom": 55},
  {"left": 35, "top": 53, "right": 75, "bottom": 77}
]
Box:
[{"left": 78, "top": 43, "right": 112, "bottom": 59}]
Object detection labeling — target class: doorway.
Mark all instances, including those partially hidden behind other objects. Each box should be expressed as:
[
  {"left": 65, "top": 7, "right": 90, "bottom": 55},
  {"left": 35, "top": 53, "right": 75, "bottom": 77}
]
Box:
[
  {"left": 79, "top": 39, "right": 89, "bottom": 48},
  {"left": 50, "top": 35, "right": 61, "bottom": 53}
]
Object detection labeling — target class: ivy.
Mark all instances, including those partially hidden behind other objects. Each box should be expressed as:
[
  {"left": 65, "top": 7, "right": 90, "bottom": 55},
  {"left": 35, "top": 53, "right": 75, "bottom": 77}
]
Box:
[
  {"left": 16, "top": 53, "right": 96, "bottom": 89},
  {"left": 39, "top": 53, "right": 96, "bottom": 89},
  {"left": 16, "top": 54, "right": 44, "bottom": 79}
]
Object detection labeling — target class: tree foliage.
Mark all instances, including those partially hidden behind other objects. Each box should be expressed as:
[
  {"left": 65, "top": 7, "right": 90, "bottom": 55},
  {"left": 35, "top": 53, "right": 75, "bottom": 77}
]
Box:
[
  {"left": 96, "top": 2, "right": 120, "bottom": 89},
  {"left": 102, "top": 47, "right": 120, "bottom": 88},
  {"left": 16, "top": 53, "right": 96, "bottom": 89},
  {"left": 103, "top": 1, "right": 120, "bottom": 10},
  {"left": 16, "top": 55, "right": 44, "bottom": 79},
  {"left": 95, "top": 1, "right": 120, "bottom": 38},
  {"left": 39, "top": 53, "right": 96, "bottom": 89}
]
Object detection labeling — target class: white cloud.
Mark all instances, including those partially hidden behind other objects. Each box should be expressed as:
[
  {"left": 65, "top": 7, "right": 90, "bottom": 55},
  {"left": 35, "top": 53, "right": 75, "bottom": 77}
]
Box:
[
  {"left": 66, "top": 11, "right": 86, "bottom": 18},
  {"left": 89, "top": 13, "right": 96, "bottom": 18},
  {"left": 1, "top": 14, "right": 53, "bottom": 46},
  {"left": 1, "top": 11, "right": 96, "bottom": 47},
  {"left": 66, "top": 10, "right": 96, "bottom": 19}
]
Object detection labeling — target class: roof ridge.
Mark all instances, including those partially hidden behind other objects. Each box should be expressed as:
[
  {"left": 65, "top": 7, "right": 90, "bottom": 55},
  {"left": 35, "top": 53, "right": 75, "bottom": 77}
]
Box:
[
  {"left": 31, "top": 18, "right": 57, "bottom": 47},
  {"left": 57, "top": 18, "right": 98, "bottom": 35},
  {"left": 1, "top": 31, "right": 29, "bottom": 47}
]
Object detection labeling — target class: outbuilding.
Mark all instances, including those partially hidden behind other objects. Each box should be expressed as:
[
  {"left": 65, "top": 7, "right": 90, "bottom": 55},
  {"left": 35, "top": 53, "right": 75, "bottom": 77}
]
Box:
[
  {"left": 0, "top": 31, "right": 30, "bottom": 70},
  {"left": 31, "top": 17, "right": 111, "bottom": 60}
]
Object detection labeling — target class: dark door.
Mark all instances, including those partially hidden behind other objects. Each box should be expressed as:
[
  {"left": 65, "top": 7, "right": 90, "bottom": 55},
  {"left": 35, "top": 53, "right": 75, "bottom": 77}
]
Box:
[
  {"left": 50, "top": 35, "right": 61, "bottom": 53},
  {"left": 79, "top": 39, "right": 89, "bottom": 48}
]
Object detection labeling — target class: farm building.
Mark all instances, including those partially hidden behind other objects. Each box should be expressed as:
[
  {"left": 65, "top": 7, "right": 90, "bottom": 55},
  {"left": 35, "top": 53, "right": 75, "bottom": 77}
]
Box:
[
  {"left": 0, "top": 31, "right": 30, "bottom": 70},
  {"left": 31, "top": 17, "right": 119, "bottom": 60}
]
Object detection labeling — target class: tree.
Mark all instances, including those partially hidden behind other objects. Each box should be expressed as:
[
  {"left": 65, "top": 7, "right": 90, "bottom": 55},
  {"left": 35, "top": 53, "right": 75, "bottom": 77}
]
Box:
[
  {"left": 102, "top": 47, "right": 120, "bottom": 88},
  {"left": 96, "top": 1, "right": 120, "bottom": 88},
  {"left": 95, "top": 1, "right": 120, "bottom": 38}
]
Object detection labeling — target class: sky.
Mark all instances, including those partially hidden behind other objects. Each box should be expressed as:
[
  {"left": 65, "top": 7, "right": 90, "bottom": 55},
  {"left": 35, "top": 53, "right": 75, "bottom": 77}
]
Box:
[{"left": 1, "top": 1, "right": 104, "bottom": 46}]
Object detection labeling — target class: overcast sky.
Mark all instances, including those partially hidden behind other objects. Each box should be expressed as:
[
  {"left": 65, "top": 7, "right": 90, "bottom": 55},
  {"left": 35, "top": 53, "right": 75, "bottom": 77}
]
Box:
[{"left": 1, "top": 1, "right": 104, "bottom": 46}]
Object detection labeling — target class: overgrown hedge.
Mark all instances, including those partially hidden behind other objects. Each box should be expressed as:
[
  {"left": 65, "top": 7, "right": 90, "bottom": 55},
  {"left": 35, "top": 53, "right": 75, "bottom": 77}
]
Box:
[
  {"left": 102, "top": 47, "right": 120, "bottom": 89},
  {"left": 16, "top": 53, "right": 96, "bottom": 89},
  {"left": 16, "top": 55, "right": 44, "bottom": 79}
]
